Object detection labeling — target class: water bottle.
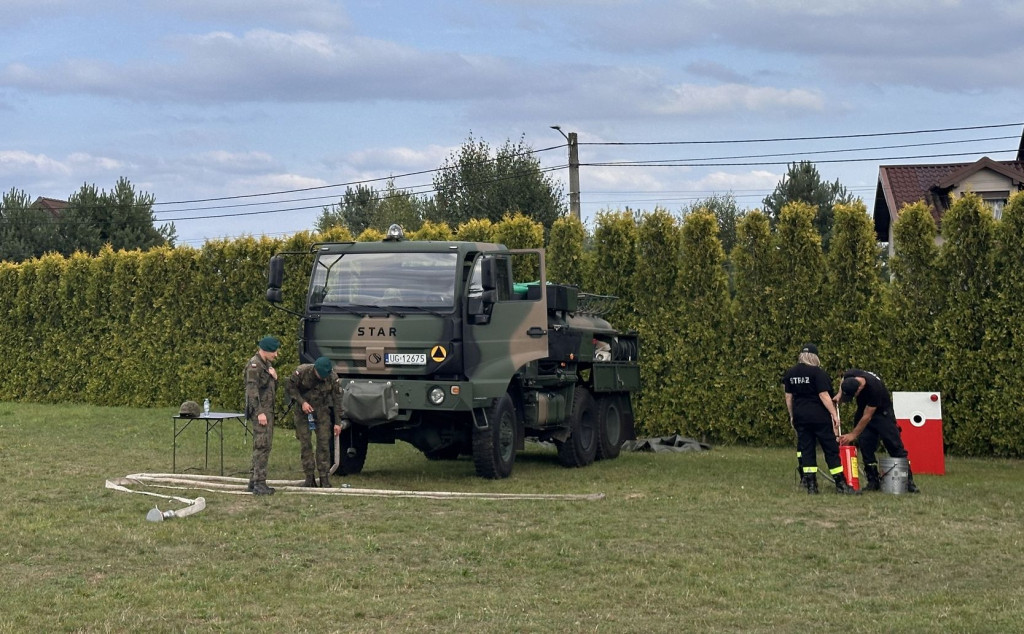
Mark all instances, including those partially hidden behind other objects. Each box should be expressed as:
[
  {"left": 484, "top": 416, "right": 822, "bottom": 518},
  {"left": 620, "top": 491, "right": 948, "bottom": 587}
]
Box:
[
  {"left": 203, "top": 398, "right": 211, "bottom": 415},
  {"left": 307, "top": 413, "right": 316, "bottom": 430}
]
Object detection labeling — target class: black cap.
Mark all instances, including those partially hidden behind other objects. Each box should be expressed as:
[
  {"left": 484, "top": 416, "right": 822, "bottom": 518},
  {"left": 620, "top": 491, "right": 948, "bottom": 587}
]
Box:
[
  {"left": 839, "top": 377, "right": 861, "bottom": 402},
  {"left": 800, "top": 343, "right": 818, "bottom": 355}
]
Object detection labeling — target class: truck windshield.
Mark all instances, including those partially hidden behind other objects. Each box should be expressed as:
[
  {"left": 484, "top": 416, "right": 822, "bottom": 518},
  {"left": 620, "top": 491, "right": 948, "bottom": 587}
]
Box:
[{"left": 309, "top": 251, "right": 459, "bottom": 311}]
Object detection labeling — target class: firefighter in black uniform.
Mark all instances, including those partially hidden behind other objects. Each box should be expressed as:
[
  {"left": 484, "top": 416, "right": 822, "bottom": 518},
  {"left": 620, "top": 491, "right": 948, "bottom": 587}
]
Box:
[
  {"left": 836, "top": 369, "right": 919, "bottom": 493},
  {"left": 782, "top": 344, "right": 856, "bottom": 494}
]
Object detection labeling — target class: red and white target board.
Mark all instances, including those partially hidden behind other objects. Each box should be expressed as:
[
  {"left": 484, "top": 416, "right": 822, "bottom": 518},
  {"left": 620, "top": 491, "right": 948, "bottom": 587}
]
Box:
[{"left": 893, "top": 392, "right": 945, "bottom": 475}]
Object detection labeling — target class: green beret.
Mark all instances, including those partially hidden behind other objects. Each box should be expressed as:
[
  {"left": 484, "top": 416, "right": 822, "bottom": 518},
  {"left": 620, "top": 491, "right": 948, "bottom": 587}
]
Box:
[
  {"left": 258, "top": 335, "right": 280, "bottom": 352},
  {"left": 314, "top": 356, "right": 333, "bottom": 378}
]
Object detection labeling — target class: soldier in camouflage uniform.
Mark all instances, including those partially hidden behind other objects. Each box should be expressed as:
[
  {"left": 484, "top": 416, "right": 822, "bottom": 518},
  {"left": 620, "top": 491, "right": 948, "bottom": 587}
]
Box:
[
  {"left": 287, "top": 356, "right": 343, "bottom": 488},
  {"left": 246, "top": 335, "right": 280, "bottom": 495}
]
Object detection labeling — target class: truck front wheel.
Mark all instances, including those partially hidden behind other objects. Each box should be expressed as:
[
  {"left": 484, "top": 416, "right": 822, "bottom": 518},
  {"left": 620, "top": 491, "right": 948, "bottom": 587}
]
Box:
[
  {"left": 472, "top": 393, "right": 517, "bottom": 479},
  {"left": 557, "top": 388, "right": 598, "bottom": 468},
  {"left": 333, "top": 425, "right": 368, "bottom": 475}
]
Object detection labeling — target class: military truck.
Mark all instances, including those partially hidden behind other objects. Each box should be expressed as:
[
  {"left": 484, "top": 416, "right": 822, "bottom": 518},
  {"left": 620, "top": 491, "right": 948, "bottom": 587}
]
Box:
[{"left": 266, "top": 225, "right": 640, "bottom": 478}]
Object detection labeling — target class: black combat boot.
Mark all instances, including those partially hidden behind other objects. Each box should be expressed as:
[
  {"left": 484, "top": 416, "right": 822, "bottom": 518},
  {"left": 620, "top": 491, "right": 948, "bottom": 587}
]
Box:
[
  {"left": 801, "top": 473, "right": 819, "bottom": 494},
  {"left": 302, "top": 474, "right": 317, "bottom": 487},
  {"left": 252, "top": 481, "right": 275, "bottom": 495},
  {"left": 906, "top": 465, "right": 920, "bottom": 493},
  {"left": 835, "top": 478, "right": 859, "bottom": 495},
  {"left": 320, "top": 475, "right": 331, "bottom": 488},
  {"left": 864, "top": 465, "right": 881, "bottom": 491}
]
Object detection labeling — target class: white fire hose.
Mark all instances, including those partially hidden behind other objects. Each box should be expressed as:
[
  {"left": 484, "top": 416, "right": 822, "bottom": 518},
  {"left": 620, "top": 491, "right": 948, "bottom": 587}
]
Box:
[
  {"left": 107, "top": 415, "right": 603, "bottom": 521},
  {"left": 105, "top": 475, "right": 208, "bottom": 521}
]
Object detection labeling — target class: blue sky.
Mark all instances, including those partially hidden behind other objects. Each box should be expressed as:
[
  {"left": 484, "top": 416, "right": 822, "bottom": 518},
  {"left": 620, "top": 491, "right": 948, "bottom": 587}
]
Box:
[{"left": 2, "top": 0, "right": 1022, "bottom": 246}]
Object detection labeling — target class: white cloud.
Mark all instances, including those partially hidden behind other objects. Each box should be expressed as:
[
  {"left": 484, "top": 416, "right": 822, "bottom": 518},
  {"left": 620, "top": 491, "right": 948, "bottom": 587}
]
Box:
[
  {"left": 156, "top": 0, "right": 349, "bottom": 31},
  {"left": 66, "top": 153, "right": 125, "bottom": 171},
  {"left": 0, "top": 28, "right": 531, "bottom": 104},
  {"left": 198, "top": 150, "right": 275, "bottom": 171},
  {"left": 688, "top": 169, "right": 781, "bottom": 193},
  {"left": 654, "top": 84, "right": 825, "bottom": 115},
  {"left": 231, "top": 172, "right": 328, "bottom": 191},
  {"left": 584, "top": 165, "right": 669, "bottom": 192},
  {"left": 569, "top": 0, "right": 1024, "bottom": 91},
  {"left": 0, "top": 150, "right": 70, "bottom": 175},
  {"left": 346, "top": 145, "right": 454, "bottom": 172},
  {"left": 0, "top": 150, "right": 125, "bottom": 178}
]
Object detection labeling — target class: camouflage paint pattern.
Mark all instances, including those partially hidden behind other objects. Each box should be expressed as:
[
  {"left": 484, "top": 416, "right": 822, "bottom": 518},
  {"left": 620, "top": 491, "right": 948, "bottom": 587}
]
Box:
[
  {"left": 245, "top": 351, "right": 277, "bottom": 481},
  {"left": 270, "top": 236, "right": 641, "bottom": 472},
  {"left": 286, "top": 363, "right": 343, "bottom": 477},
  {"left": 301, "top": 242, "right": 549, "bottom": 415}
]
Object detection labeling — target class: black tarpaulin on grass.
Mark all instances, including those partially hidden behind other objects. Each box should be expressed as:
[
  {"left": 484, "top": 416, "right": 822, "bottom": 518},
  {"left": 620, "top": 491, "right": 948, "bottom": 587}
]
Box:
[{"left": 622, "top": 434, "right": 711, "bottom": 453}]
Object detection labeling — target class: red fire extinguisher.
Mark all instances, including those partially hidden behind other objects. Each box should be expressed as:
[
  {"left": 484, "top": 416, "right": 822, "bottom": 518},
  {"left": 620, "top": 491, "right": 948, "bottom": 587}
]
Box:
[{"left": 840, "top": 444, "right": 860, "bottom": 490}]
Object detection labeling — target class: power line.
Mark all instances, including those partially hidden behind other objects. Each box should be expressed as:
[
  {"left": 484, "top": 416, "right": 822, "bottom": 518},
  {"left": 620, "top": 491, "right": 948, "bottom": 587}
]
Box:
[
  {"left": 586, "top": 148, "right": 1018, "bottom": 168},
  {"left": 153, "top": 143, "right": 566, "bottom": 206},
  {"left": 156, "top": 165, "right": 567, "bottom": 222},
  {"left": 125, "top": 137, "right": 1023, "bottom": 221},
  {"left": 4, "top": 123, "right": 1021, "bottom": 233},
  {"left": 582, "top": 136, "right": 1019, "bottom": 167},
  {"left": 585, "top": 122, "right": 1024, "bottom": 146}
]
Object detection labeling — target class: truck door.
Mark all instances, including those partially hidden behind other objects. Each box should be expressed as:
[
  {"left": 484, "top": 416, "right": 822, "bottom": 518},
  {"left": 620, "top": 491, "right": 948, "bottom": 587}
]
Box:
[{"left": 465, "top": 249, "right": 549, "bottom": 399}]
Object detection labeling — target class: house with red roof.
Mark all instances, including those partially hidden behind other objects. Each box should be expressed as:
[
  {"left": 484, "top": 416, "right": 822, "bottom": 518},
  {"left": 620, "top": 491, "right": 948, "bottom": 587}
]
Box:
[
  {"left": 30, "top": 197, "right": 69, "bottom": 217},
  {"left": 873, "top": 129, "right": 1024, "bottom": 253}
]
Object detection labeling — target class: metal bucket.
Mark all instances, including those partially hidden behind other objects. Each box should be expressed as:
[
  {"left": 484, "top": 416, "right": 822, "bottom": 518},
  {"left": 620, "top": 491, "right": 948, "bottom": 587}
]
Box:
[{"left": 878, "top": 456, "right": 909, "bottom": 494}]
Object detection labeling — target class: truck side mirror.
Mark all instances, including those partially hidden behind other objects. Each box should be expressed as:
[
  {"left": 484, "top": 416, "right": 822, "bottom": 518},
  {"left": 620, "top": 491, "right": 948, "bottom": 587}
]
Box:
[
  {"left": 267, "top": 255, "right": 285, "bottom": 303},
  {"left": 480, "top": 258, "right": 496, "bottom": 292},
  {"left": 467, "top": 290, "right": 496, "bottom": 325}
]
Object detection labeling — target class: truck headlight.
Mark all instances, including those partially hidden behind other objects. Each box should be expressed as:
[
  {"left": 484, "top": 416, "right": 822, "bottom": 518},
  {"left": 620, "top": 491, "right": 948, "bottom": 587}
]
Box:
[{"left": 428, "top": 386, "right": 445, "bottom": 406}]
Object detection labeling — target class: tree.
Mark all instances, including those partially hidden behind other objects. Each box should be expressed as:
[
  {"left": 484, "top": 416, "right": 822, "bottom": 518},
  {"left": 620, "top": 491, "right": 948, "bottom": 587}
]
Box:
[
  {"left": 1, "top": 179, "right": 173, "bottom": 261},
  {"left": 60, "top": 177, "right": 175, "bottom": 255},
  {"left": 729, "top": 210, "right": 779, "bottom": 444},
  {"left": 934, "top": 192, "right": 996, "bottom": 454},
  {"left": 429, "top": 134, "right": 564, "bottom": 230},
  {"left": 822, "top": 200, "right": 884, "bottom": 373},
  {"left": 771, "top": 201, "right": 827, "bottom": 353},
  {"left": 880, "top": 200, "right": 942, "bottom": 391},
  {"left": 317, "top": 180, "right": 426, "bottom": 235},
  {"left": 1, "top": 188, "right": 60, "bottom": 262},
  {"left": 317, "top": 184, "right": 379, "bottom": 234},
  {"left": 986, "top": 191, "right": 1024, "bottom": 455},
  {"left": 762, "top": 161, "right": 855, "bottom": 250},
  {"left": 373, "top": 179, "right": 426, "bottom": 232},
  {"left": 681, "top": 193, "right": 744, "bottom": 255},
  {"left": 546, "top": 214, "right": 588, "bottom": 287},
  {"left": 588, "top": 209, "right": 639, "bottom": 329},
  {"left": 667, "top": 210, "right": 731, "bottom": 440},
  {"left": 629, "top": 208, "right": 681, "bottom": 436}
]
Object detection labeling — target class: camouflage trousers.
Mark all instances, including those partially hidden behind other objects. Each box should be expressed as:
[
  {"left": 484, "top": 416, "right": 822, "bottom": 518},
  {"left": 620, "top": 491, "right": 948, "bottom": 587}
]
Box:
[
  {"left": 293, "top": 410, "right": 332, "bottom": 477},
  {"left": 249, "top": 414, "right": 275, "bottom": 482}
]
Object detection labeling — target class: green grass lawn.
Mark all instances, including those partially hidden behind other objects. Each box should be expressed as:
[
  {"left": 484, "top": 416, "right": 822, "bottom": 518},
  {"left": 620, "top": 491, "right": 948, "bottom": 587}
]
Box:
[{"left": 1, "top": 402, "right": 1022, "bottom": 633}]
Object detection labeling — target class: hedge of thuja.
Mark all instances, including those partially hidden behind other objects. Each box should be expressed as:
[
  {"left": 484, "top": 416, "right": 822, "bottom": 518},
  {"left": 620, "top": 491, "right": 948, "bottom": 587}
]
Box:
[{"left": 3, "top": 193, "right": 1024, "bottom": 457}]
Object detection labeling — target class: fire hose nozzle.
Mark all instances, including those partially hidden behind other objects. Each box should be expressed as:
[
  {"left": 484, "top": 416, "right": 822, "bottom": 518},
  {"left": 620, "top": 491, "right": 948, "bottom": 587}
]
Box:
[{"left": 146, "top": 506, "right": 176, "bottom": 522}]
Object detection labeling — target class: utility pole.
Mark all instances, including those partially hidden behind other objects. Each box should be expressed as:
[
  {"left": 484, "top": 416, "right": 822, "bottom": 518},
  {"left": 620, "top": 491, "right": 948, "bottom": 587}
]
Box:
[{"left": 551, "top": 126, "right": 581, "bottom": 221}]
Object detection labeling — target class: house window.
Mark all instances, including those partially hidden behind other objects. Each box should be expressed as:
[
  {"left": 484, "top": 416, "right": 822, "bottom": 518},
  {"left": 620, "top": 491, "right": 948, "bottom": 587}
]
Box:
[{"left": 979, "top": 191, "right": 1009, "bottom": 220}]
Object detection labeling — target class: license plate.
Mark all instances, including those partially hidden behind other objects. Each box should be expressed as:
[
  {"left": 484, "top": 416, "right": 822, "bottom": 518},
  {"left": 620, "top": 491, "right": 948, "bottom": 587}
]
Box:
[{"left": 385, "top": 353, "right": 426, "bottom": 365}]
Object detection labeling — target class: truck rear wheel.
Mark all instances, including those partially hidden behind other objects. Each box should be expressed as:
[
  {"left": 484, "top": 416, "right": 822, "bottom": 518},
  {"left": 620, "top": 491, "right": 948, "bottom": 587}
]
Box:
[
  {"left": 557, "top": 388, "right": 598, "bottom": 468},
  {"left": 472, "top": 393, "right": 517, "bottom": 479},
  {"left": 596, "top": 395, "right": 624, "bottom": 460}
]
